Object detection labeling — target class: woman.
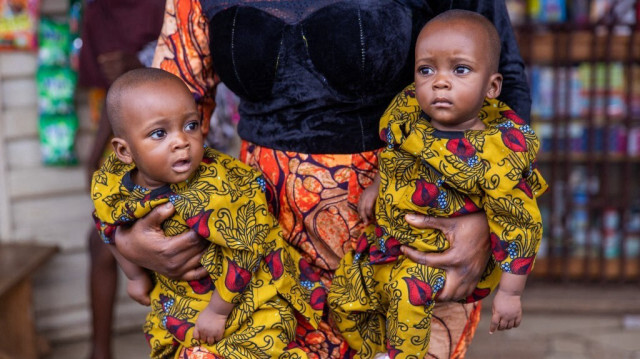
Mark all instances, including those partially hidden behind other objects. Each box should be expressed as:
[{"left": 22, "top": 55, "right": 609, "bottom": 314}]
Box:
[{"left": 114, "top": 1, "right": 530, "bottom": 358}]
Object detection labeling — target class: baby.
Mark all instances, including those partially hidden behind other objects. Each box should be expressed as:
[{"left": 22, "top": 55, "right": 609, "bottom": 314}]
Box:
[
  {"left": 91, "top": 68, "right": 323, "bottom": 358},
  {"left": 329, "top": 10, "right": 547, "bottom": 358}
]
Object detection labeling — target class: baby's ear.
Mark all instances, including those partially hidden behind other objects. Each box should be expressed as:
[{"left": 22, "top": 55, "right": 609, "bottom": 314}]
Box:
[
  {"left": 111, "top": 137, "right": 134, "bottom": 164},
  {"left": 486, "top": 73, "right": 503, "bottom": 99}
]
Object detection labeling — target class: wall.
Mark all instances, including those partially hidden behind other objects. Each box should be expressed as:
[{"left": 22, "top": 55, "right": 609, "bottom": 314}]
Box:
[{"left": 0, "top": 0, "right": 146, "bottom": 343}]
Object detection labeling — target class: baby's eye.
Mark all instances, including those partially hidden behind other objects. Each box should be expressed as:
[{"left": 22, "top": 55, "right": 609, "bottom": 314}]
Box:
[
  {"left": 417, "top": 66, "right": 434, "bottom": 76},
  {"left": 453, "top": 65, "right": 471, "bottom": 75},
  {"left": 184, "top": 121, "right": 199, "bottom": 132},
  {"left": 149, "top": 129, "right": 166, "bottom": 139}
]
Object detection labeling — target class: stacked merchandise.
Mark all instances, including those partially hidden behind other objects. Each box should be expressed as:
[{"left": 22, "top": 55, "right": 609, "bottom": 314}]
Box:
[
  {"left": 507, "top": 0, "right": 640, "bottom": 277},
  {"left": 530, "top": 63, "right": 639, "bottom": 157},
  {"left": 508, "top": 0, "right": 636, "bottom": 26},
  {"left": 0, "top": 0, "right": 39, "bottom": 49},
  {"left": 36, "top": 15, "right": 78, "bottom": 165}
]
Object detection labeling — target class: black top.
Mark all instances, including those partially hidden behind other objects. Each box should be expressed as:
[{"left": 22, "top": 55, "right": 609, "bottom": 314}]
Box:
[{"left": 201, "top": 0, "right": 530, "bottom": 154}]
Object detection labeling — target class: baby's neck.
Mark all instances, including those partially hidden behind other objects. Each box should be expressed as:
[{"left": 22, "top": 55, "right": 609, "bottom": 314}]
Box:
[
  {"left": 431, "top": 118, "right": 486, "bottom": 132},
  {"left": 130, "top": 168, "right": 170, "bottom": 190}
]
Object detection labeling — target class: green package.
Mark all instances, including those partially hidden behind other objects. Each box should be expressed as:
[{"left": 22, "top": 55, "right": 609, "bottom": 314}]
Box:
[
  {"left": 38, "top": 18, "right": 71, "bottom": 67},
  {"left": 38, "top": 114, "right": 78, "bottom": 166},
  {"left": 36, "top": 66, "right": 77, "bottom": 116}
]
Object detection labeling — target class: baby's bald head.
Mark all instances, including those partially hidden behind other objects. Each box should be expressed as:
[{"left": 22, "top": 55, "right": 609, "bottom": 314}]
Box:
[
  {"left": 106, "top": 68, "right": 191, "bottom": 138},
  {"left": 424, "top": 9, "right": 501, "bottom": 72}
]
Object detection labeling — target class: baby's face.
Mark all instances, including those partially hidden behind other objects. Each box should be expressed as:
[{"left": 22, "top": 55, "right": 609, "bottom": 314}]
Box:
[
  {"left": 120, "top": 78, "right": 204, "bottom": 189},
  {"left": 414, "top": 19, "right": 501, "bottom": 131}
]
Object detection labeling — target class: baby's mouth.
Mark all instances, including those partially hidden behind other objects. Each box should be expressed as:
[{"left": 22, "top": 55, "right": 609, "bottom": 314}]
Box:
[
  {"left": 172, "top": 158, "right": 192, "bottom": 172},
  {"left": 432, "top": 97, "right": 452, "bottom": 107}
]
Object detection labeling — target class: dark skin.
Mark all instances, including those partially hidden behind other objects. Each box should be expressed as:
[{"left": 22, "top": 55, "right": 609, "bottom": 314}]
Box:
[
  {"left": 115, "top": 203, "right": 490, "bottom": 300},
  {"left": 402, "top": 212, "right": 491, "bottom": 301},
  {"left": 114, "top": 203, "right": 209, "bottom": 281}
]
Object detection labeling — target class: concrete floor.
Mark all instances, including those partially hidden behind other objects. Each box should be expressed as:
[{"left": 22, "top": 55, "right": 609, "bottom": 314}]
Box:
[
  {"left": 468, "top": 282, "right": 640, "bottom": 359},
  {"left": 45, "top": 283, "right": 640, "bottom": 359}
]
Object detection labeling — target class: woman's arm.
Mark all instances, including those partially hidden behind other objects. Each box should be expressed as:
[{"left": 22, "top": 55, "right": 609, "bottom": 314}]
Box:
[
  {"left": 401, "top": 211, "right": 491, "bottom": 301},
  {"left": 114, "top": 203, "right": 209, "bottom": 281}
]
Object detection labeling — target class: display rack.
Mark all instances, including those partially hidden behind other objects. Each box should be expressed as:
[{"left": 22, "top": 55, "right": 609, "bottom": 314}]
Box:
[{"left": 516, "top": 20, "right": 640, "bottom": 282}]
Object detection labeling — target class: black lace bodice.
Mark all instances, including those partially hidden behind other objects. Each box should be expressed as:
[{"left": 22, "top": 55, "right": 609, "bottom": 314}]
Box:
[{"left": 201, "top": 0, "right": 530, "bottom": 154}]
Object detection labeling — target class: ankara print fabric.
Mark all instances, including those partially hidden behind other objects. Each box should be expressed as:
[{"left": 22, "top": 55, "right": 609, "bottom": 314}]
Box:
[
  {"left": 239, "top": 141, "right": 378, "bottom": 358},
  {"left": 379, "top": 83, "right": 548, "bottom": 277},
  {"left": 152, "top": 0, "right": 216, "bottom": 136},
  {"left": 91, "top": 148, "right": 322, "bottom": 358},
  {"left": 330, "top": 248, "right": 448, "bottom": 358}
]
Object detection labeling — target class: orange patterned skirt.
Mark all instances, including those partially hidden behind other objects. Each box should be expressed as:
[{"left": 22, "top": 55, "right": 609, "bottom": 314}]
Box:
[{"left": 177, "top": 140, "right": 481, "bottom": 359}]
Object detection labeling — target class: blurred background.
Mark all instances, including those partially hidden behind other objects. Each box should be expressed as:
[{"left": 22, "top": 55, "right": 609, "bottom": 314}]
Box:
[{"left": 0, "top": 0, "right": 638, "bottom": 358}]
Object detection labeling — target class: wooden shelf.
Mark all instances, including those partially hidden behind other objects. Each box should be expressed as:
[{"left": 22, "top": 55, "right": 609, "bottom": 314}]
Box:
[
  {"left": 517, "top": 30, "right": 640, "bottom": 63},
  {"left": 537, "top": 153, "right": 640, "bottom": 163},
  {"left": 532, "top": 257, "right": 639, "bottom": 281}
]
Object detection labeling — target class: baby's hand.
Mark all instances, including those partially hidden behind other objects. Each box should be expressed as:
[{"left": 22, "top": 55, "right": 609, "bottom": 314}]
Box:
[
  {"left": 358, "top": 182, "right": 379, "bottom": 225},
  {"left": 194, "top": 305, "right": 228, "bottom": 345},
  {"left": 127, "top": 276, "right": 152, "bottom": 306},
  {"left": 489, "top": 289, "right": 522, "bottom": 334}
]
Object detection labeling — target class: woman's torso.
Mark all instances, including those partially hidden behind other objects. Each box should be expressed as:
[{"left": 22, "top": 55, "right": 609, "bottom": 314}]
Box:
[{"left": 202, "top": 0, "right": 448, "bottom": 154}]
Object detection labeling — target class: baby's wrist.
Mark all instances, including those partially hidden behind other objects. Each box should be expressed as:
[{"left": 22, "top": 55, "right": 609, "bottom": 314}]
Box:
[
  {"left": 496, "top": 286, "right": 523, "bottom": 297},
  {"left": 207, "top": 303, "right": 233, "bottom": 317},
  {"left": 498, "top": 272, "right": 528, "bottom": 296}
]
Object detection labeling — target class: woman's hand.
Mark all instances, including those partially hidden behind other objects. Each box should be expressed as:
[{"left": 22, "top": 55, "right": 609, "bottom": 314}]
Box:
[
  {"left": 400, "top": 211, "right": 490, "bottom": 301},
  {"left": 358, "top": 174, "right": 381, "bottom": 226},
  {"left": 114, "top": 202, "right": 209, "bottom": 281}
]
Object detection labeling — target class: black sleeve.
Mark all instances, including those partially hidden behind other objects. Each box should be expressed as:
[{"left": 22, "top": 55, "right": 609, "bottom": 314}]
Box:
[{"left": 450, "top": 0, "right": 532, "bottom": 123}]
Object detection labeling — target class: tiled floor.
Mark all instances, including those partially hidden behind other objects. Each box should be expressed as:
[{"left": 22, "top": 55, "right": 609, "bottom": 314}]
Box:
[{"left": 46, "top": 283, "right": 640, "bottom": 359}]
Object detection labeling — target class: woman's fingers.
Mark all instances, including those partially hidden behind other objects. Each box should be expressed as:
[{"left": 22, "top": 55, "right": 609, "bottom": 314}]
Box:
[
  {"left": 401, "top": 245, "right": 450, "bottom": 268},
  {"left": 404, "top": 213, "right": 452, "bottom": 232},
  {"left": 113, "top": 202, "right": 208, "bottom": 280},
  {"left": 401, "top": 211, "right": 491, "bottom": 301},
  {"left": 139, "top": 202, "right": 175, "bottom": 230},
  {"left": 155, "top": 230, "right": 207, "bottom": 280},
  {"left": 183, "top": 264, "right": 209, "bottom": 282},
  {"left": 401, "top": 246, "right": 465, "bottom": 300}
]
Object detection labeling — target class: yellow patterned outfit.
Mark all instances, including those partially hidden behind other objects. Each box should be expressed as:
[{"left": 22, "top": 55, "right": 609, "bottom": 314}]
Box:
[
  {"left": 92, "top": 148, "right": 323, "bottom": 359},
  {"left": 329, "top": 85, "right": 548, "bottom": 358}
]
